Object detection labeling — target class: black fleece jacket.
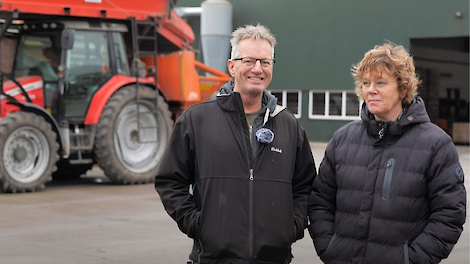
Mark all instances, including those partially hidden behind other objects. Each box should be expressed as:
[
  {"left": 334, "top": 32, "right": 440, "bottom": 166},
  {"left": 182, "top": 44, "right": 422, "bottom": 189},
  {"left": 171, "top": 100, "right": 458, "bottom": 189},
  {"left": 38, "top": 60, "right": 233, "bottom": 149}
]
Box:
[{"left": 156, "top": 82, "right": 316, "bottom": 264}]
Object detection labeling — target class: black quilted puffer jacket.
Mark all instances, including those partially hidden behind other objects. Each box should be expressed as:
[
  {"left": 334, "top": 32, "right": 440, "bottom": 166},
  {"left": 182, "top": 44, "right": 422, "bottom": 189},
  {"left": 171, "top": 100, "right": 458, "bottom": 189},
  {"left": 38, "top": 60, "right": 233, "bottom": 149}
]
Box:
[{"left": 308, "top": 96, "right": 466, "bottom": 264}]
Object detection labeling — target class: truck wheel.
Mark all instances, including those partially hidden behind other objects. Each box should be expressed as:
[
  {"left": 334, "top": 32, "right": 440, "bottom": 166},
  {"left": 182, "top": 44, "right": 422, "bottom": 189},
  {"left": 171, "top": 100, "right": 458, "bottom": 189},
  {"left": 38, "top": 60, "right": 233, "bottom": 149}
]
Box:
[
  {"left": 0, "top": 112, "right": 59, "bottom": 193},
  {"left": 94, "top": 86, "right": 173, "bottom": 184}
]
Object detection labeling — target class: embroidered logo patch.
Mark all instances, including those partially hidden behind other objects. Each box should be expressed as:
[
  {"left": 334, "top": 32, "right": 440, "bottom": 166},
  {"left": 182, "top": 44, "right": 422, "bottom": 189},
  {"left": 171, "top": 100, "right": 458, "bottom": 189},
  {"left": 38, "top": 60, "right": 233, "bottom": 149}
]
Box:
[{"left": 455, "top": 166, "right": 465, "bottom": 182}]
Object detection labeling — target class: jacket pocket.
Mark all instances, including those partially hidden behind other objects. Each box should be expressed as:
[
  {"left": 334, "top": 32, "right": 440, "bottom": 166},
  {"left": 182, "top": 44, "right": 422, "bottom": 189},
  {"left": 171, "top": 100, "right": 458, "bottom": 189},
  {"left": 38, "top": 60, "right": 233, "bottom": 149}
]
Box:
[
  {"left": 403, "top": 241, "right": 410, "bottom": 264},
  {"left": 382, "top": 158, "right": 395, "bottom": 200},
  {"left": 194, "top": 211, "right": 201, "bottom": 239},
  {"left": 186, "top": 210, "right": 201, "bottom": 239},
  {"left": 323, "top": 233, "right": 337, "bottom": 260},
  {"left": 197, "top": 177, "right": 249, "bottom": 259}
]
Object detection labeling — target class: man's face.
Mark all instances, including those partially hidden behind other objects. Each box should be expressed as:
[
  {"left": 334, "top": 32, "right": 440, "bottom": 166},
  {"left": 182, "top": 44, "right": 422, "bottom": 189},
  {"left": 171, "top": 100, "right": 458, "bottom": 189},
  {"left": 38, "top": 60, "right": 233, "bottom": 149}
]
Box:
[{"left": 228, "top": 38, "right": 274, "bottom": 96}]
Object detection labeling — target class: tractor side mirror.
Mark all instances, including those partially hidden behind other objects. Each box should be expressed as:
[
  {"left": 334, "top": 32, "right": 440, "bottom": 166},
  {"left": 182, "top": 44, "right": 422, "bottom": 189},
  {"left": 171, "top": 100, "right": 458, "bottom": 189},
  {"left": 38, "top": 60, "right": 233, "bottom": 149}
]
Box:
[{"left": 60, "top": 29, "right": 75, "bottom": 50}]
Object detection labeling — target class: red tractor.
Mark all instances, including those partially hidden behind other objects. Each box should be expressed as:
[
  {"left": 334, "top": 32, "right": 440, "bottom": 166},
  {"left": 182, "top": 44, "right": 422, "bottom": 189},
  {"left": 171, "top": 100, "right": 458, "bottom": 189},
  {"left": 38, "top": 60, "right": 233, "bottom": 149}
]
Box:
[{"left": 0, "top": 0, "right": 231, "bottom": 192}]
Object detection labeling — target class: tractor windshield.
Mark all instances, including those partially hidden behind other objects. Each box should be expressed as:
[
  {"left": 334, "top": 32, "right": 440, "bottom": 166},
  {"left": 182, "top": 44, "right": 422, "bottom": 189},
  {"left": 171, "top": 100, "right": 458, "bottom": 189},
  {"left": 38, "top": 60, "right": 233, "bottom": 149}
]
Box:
[{"left": 64, "top": 30, "right": 113, "bottom": 117}]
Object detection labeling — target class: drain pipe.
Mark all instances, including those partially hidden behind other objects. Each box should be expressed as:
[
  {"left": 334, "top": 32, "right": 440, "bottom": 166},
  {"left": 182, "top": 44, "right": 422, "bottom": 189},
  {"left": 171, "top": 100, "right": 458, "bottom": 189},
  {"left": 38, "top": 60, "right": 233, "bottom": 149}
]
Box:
[{"left": 173, "top": 7, "right": 202, "bottom": 18}]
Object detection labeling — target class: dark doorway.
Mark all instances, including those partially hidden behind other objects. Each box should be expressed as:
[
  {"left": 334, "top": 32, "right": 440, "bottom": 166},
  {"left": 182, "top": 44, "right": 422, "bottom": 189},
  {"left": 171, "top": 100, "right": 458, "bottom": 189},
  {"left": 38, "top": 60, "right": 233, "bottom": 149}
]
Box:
[{"left": 411, "top": 37, "right": 469, "bottom": 144}]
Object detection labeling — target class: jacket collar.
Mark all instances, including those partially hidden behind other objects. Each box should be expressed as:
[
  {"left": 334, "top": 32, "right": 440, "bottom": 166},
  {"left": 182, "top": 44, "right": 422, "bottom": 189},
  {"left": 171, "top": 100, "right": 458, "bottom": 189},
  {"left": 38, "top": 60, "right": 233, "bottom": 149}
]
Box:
[
  {"left": 361, "top": 96, "right": 431, "bottom": 139},
  {"left": 216, "top": 81, "right": 285, "bottom": 121}
]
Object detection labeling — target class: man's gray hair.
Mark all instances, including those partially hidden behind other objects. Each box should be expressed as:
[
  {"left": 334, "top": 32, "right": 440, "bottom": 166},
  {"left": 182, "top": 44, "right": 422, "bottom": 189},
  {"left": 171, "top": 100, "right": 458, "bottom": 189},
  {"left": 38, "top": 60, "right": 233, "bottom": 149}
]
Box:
[{"left": 230, "top": 23, "right": 276, "bottom": 59}]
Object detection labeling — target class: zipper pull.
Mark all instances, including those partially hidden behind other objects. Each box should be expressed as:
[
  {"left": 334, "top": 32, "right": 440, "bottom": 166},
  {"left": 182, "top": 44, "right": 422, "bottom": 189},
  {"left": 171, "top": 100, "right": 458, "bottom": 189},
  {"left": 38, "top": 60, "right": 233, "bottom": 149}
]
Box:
[
  {"left": 250, "top": 169, "right": 254, "bottom": 180},
  {"left": 378, "top": 127, "right": 384, "bottom": 139}
]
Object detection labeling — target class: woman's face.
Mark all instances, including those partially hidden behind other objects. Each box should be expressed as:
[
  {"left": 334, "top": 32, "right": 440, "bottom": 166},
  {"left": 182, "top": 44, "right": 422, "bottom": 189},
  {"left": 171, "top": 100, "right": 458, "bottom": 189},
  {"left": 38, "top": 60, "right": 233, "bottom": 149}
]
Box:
[{"left": 361, "top": 71, "right": 404, "bottom": 121}]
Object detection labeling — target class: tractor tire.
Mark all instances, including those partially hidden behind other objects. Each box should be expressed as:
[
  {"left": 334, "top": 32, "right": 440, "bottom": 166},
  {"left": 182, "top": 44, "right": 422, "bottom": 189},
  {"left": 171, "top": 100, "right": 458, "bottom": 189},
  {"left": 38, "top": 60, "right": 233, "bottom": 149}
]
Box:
[
  {"left": 0, "top": 112, "right": 59, "bottom": 193},
  {"left": 52, "top": 160, "right": 93, "bottom": 180},
  {"left": 94, "top": 86, "right": 173, "bottom": 184}
]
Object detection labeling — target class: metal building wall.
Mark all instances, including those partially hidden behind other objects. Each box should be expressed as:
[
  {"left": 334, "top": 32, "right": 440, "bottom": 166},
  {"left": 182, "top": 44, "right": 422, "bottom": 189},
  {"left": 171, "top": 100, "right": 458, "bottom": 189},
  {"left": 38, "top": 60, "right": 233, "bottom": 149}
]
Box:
[{"left": 177, "top": 0, "right": 470, "bottom": 142}]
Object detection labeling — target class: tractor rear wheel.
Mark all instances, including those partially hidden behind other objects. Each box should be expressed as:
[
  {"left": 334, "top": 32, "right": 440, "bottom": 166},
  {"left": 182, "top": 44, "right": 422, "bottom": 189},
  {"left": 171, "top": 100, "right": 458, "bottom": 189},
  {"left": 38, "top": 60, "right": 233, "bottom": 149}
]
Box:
[
  {"left": 94, "top": 86, "right": 173, "bottom": 184},
  {"left": 0, "top": 112, "right": 59, "bottom": 193}
]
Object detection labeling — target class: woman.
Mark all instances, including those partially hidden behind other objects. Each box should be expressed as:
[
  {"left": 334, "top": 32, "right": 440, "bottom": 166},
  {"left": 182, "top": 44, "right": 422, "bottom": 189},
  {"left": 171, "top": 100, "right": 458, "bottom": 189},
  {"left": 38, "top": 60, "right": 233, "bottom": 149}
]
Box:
[{"left": 308, "top": 43, "right": 466, "bottom": 264}]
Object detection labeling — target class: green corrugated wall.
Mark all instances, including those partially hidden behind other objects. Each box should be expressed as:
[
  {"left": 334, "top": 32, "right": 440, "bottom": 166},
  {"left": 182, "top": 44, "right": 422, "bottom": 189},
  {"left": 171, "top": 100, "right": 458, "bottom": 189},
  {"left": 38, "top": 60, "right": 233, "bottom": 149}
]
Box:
[{"left": 177, "top": 0, "right": 469, "bottom": 142}]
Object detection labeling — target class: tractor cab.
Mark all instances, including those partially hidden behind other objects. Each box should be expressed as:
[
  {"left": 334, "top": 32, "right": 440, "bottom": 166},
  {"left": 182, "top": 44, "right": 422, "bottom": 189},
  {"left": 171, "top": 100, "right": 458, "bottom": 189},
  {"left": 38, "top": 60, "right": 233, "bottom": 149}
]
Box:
[{"left": 12, "top": 20, "right": 129, "bottom": 120}]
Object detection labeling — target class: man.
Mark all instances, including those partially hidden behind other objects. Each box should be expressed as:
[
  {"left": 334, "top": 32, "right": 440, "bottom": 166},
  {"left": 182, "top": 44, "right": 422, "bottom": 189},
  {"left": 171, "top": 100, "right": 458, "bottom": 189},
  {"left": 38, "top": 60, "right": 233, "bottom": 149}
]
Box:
[
  {"left": 38, "top": 47, "right": 60, "bottom": 82},
  {"left": 155, "top": 24, "right": 316, "bottom": 264}
]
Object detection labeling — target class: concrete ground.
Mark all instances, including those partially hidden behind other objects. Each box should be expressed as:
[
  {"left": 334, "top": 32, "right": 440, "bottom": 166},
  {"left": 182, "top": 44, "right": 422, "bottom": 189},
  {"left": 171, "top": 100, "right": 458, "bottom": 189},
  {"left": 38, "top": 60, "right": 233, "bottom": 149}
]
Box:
[{"left": 0, "top": 142, "right": 468, "bottom": 264}]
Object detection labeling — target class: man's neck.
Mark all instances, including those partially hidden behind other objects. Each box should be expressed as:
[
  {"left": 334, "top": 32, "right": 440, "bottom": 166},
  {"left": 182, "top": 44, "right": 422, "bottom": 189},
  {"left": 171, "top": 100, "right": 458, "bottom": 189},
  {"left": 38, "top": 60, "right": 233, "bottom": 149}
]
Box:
[{"left": 236, "top": 90, "right": 263, "bottom": 113}]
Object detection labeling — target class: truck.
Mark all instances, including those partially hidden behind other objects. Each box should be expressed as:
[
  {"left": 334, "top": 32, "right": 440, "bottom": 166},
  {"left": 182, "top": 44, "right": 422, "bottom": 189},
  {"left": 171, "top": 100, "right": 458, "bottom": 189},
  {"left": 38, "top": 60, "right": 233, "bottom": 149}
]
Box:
[{"left": 0, "top": 0, "right": 231, "bottom": 193}]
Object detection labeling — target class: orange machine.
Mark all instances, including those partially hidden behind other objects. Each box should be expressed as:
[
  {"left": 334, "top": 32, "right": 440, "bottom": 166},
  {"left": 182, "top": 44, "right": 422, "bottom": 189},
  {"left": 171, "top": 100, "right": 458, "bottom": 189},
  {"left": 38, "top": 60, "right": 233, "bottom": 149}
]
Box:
[
  {"left": 0, "top": 0, "right": 231, "bottom": 193},
  {"left": 0, "top": 0, "right": 231, "bottom": 107}
]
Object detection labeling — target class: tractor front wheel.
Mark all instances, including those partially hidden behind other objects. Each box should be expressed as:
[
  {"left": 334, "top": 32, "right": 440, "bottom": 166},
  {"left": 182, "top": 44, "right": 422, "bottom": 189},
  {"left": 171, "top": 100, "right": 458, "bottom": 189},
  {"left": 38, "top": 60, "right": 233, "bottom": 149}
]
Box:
[{"left": 0, "top": 112, "right": 59, "bottom": 193}]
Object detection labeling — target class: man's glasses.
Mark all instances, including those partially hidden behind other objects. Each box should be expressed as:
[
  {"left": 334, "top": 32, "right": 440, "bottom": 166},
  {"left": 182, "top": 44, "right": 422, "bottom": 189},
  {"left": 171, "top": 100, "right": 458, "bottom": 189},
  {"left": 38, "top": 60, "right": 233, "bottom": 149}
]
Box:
[{"left": 232, "top": 57, "right": 275, "bottom": 68}]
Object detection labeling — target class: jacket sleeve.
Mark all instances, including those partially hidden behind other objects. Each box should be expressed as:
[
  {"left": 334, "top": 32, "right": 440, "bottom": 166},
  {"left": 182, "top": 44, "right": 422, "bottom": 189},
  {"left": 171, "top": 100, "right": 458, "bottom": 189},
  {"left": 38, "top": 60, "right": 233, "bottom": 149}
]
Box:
[
  {"left": 154, "top": 117, "right": 200, "bottom": 238},
  {"left": 308, "top": 137, "right": 337, "bottom": 260},
  {"left": 408, "top": 137, "right": 466, "bottom": 264},
  {"left": 292, "top": 127, "right": 317, "bottom": 241}
]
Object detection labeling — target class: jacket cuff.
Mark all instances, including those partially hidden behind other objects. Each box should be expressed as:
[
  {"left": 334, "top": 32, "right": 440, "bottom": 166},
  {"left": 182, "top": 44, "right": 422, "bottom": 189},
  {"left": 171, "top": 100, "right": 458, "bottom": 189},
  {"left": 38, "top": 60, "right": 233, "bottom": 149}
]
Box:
[
  {"left": 187, "top": 210, "right": 201, "bottom": 239},
  {"left": 293, "top": 216, "right": 305, "bottom": 240}
]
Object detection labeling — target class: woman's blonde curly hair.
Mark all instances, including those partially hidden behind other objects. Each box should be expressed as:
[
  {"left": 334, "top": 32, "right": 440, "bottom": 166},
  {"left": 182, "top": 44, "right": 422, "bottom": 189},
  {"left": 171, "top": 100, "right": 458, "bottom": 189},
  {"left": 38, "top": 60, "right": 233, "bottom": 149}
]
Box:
[{"left": 351, "top": 42, "right": 421, "bottom": 105}]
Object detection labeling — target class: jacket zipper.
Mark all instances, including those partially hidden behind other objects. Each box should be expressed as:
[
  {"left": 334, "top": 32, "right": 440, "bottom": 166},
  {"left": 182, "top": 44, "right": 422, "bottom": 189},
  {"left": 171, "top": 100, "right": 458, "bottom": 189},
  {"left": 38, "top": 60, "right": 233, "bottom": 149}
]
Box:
[
  {"left": 197, "top": 239, "right": 204, "bottom": 263},
  {"left": 382, "top": 158, "right": 395, "bottom": 200},
  {"left": 403, "top": 241, "right": 410, "bottom": 264},
  {"left": 378, "top": 127, "right": 385, "bottom": 139},
  {"left": 249, "top": 168, "right": 254, "bottom": 260}
]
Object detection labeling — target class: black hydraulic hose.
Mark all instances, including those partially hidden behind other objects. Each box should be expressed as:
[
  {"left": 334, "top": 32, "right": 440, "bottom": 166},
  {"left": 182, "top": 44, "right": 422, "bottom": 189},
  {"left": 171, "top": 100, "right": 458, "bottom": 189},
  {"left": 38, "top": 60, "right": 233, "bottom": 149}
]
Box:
[
  {"left": 1, "top": 92, "right": 18, "bottom": 102},
  {"left": 0, "top": 72, "right": 32, "bottom": 103}
]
